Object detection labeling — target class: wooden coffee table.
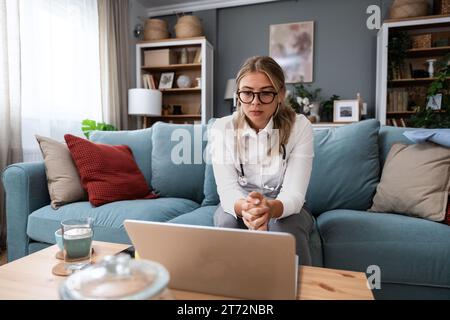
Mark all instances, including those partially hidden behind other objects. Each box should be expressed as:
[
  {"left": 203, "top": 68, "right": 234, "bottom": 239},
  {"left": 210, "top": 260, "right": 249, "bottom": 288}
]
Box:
[{"left": 0, "top": 241, "right": 373, "bottom": 300}]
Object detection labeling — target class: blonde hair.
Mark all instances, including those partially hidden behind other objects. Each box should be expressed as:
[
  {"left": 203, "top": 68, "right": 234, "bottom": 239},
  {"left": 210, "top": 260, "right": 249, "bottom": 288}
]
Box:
[{"left": 233, "top": 56, "right": 296, "bottom": 156}]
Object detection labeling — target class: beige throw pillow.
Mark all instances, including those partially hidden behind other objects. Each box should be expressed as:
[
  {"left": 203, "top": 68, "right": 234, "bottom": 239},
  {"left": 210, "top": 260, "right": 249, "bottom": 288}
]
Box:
[
  {"left": 36, "top": 135, "right": 87, "bottom": 209},
  {"left": 369, "top": 142, "right": 450, "bottom": 221}
]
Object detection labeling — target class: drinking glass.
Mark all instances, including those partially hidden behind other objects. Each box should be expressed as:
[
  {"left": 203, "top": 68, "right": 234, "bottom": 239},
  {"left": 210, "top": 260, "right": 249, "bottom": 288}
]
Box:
[{"left": 61, "top": 218, "right": 94, "bottom": 271}]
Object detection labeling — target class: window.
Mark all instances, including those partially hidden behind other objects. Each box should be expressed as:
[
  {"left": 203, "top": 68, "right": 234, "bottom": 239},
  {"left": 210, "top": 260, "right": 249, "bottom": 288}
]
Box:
[{"left": 19, "top": 0, "right": 102, "bottom": 161}]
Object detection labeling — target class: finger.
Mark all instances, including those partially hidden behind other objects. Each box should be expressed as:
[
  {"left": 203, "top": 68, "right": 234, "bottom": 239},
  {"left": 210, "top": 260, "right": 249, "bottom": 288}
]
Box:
[
  {"left": 246, "top": 195, "right": 260, "bottom": 206},
  {"left": 253, "top": 213, "right": 270, "bottom": 230},
  {"left": 242, "top": 210, "right": 256, "bottom": 222},
  {"left": 248, "top": 206, "right": 270, "bottom": 217},
  {"left": 242, "top": 217, "right": 253, "bottom": 230}
]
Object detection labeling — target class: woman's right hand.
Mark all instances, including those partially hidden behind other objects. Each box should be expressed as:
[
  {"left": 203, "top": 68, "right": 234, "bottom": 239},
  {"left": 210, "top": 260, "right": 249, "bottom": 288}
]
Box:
[{"left": 239, "top": 192, "right": 270, "bottom": 230}]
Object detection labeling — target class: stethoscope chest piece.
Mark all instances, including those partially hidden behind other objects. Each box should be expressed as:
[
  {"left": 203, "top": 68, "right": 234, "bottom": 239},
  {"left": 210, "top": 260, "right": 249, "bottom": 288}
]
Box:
[{"left": 238, "top": 174, "right": 248, "bottom": 186}]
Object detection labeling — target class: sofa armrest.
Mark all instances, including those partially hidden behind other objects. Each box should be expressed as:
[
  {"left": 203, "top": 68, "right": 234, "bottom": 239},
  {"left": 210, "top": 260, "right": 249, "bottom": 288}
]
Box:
[{"left": 2, "top": 162, "right": 50, "bottom": 261}]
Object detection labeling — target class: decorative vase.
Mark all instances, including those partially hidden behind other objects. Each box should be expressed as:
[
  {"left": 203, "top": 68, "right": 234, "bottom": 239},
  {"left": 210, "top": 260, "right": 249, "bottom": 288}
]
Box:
[
  {"left": 309, "top": 102, "right": 321, "bottom": 123},
  {"left": 426, "top": 59, "right": 437, "bottom": 78}
]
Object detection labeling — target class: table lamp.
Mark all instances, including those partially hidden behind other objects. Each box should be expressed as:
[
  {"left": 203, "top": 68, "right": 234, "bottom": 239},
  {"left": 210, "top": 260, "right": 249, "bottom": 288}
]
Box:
[
  {"left": 224, "top": 78, "right": 236, "bottom": 114},
  {"left": 128, "top": 88, "right": 162, "bottom": 116}
]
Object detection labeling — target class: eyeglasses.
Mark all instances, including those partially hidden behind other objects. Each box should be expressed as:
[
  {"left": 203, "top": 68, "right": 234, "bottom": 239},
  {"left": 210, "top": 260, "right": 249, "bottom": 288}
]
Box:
[{"left": 237, "top": 91, "right": 278, "bottom": 104}]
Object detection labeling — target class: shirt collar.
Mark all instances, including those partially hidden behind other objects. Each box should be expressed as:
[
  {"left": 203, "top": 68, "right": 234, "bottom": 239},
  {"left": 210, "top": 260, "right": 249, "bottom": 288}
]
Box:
[{"left": 241, "top": 117, "right": 274, "bottom": 138}]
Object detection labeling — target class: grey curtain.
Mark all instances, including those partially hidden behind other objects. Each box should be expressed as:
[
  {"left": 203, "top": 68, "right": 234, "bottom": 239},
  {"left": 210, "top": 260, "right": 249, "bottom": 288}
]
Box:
[
  {"left": 98, "top": 0, "right": 131, "bottom": 130},
  {"left": 0, "top": 0, "right": 23, "bottom": 250}
]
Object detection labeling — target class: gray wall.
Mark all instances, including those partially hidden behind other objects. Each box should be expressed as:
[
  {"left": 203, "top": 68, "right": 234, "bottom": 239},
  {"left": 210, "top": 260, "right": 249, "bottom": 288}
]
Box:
[{"left": 130, "top": 0, "right": 406, "bottom": 118}]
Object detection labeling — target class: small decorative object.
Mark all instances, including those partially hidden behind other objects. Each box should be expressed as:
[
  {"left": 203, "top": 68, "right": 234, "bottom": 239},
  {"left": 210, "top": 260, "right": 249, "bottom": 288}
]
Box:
[
  {"left": 333, "top": 99, "right": 360, "bottom": 123},
  {"left": 158, "top": 72, "right": 174, "bottom": 89},
  {"left": 174, "top": 15, "right": 203, "bottom": 38},
  {"left": 427, "top": 93, "right": 443, "bottom": 110},
  {"left": 59, "top": 254, "right": 171, "bottom": 300},
  {"left": 389, "top": 0, "right": 428, "bottom": 19},
  {"left": 426, "top": 59, "right": 437, "bottom": 77},
  {"left": 176, "top": 74, "right": 191, "bottom": 88},
  {"left": 172, "top": 105, "right": 183, "bottom": 115},
  {"left": 162, "top": 105, "right": 171, "bottom": 116},
  {"left": 133, "top": 23, "right": 144, "bottom": 39},
  {"left": 411, "top": 33, "right": 432, "bottom": 49},
  {"left": 308, "top": 102, "right": 320, "bottom": 123},
  {"left": 144, "top": 18, "right": 169, "bottom": 41},
  {"left": 270, "top": 21, "right": 314, "bottom": 83},
  {"left": 434, "top": 0, "right": 450, "bottom": 14},
  {"left": 195, "top": 77, "right": 201, "bottom": 88}
]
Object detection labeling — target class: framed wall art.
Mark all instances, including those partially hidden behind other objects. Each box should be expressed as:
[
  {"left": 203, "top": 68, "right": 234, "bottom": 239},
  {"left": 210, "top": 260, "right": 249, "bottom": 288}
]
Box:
[{"left": 269, "top": 21, "right": 314, "bottom": 83}]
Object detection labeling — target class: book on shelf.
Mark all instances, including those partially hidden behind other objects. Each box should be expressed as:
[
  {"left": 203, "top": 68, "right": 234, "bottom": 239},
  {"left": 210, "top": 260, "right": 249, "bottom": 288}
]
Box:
[
  {"left": 391, "top": 118, "right": 398, "bottom": 127},
  {"left": 143, "top": 74, "right": 157, "bottom": 90},
  {"left": 193, "top": 48, "right": 202, "bottom": 63},
  {"left": 400, "top": 118, "right": 407, "bottom": 127}
]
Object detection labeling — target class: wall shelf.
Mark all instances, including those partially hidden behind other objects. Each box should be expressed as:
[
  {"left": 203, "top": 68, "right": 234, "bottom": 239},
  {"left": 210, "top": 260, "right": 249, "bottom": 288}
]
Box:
[{"left": 141, "top": 63, "right": 202, "bottom": 71}]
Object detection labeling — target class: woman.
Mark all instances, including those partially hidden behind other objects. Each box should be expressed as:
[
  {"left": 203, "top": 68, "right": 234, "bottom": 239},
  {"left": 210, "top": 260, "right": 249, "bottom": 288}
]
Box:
[{"left": 210, "top": 56, "right": 315, "bottom": 266}]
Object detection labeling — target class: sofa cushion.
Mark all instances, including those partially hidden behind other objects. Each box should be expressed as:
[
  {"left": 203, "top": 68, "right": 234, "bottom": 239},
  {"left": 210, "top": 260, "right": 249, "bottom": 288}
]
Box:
[
  {"left": 202, "top": 119, "right": 220, "bottom": 206},
  {"left": 64, "top": 134, "right": 158, "bottom": 207},
  {"left": 27, "top": 198, "right": 199, "bottom": 245},
  {"left": 90, "top": 128, "right": 153, "bottom": 186},
  {"left": 306, "top": 119, "right": 380, "bottom": 216},
  {"left": 168, "top": 205, "right": 216, "bottom": 226},
  {"left": 35, "top": 135, "right": 87, "bottom": 209},
  {"left": 151, "top": 122, "right": 207, "bottom": 204},
  {"left": 369, "top": 143, "right": 450, "bottom": 222},
  {"left": 317, "top": 209, "right": 450, "bottom": 289}
]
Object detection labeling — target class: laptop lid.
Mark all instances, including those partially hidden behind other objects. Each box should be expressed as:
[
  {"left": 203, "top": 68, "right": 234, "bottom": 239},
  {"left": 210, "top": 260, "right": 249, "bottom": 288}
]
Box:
[{"left": 124, "top": 220, "right": 298, "bottom": 300}]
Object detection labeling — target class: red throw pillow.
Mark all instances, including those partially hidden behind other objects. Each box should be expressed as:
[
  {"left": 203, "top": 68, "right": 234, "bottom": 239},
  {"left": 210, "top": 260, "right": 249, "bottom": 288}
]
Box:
[{"left": 64, "top": 134, "right": 158, "bottom": 206}]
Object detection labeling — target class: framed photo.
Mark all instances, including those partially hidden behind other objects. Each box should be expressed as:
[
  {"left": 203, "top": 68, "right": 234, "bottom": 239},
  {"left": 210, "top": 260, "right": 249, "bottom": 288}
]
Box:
[
  {"left": 158, "top": 72, "right": 174, "bottom": 89},
  {"left": 269, "top": 21, "right": 314, "bottom": 83},
  {"left": 426, "top": 93, "right": 442, "bottom": 110},
  {"left": 333, "top": 100, "right": 360, "bottom": 123}
]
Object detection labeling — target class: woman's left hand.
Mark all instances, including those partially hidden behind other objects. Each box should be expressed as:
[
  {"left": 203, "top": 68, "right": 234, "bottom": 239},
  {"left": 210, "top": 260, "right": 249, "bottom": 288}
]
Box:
[{"left": 242, "top": 192, "right": 271, "bottom": 230}]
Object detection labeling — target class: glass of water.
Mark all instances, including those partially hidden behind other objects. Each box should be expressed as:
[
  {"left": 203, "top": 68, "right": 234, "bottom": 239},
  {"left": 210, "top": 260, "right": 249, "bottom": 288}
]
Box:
[{"left": 61, "top": 218, "right": 94, "bottom": 271}]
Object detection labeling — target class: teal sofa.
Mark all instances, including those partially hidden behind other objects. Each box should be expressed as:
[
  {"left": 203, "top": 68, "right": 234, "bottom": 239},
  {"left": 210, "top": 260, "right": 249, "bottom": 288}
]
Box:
[{"left": 2, "top": 119, "right": 450, "bottom": 299}]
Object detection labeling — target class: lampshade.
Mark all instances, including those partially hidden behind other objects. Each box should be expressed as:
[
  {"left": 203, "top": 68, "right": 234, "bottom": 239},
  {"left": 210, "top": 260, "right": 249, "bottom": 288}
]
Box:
[
  {"left": 224, "top": 78, "right": 236, "bottom": 100},
  {"left": 128, "top": 88, "right": 162, "bottom": 116}
]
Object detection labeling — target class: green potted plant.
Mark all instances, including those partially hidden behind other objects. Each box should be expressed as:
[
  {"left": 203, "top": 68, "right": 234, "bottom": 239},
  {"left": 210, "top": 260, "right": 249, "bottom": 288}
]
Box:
[
  {"left": 320, "top": 94, "right": 340, "bottom": 123},
  {"left": 286, "top": 83, "right": 322, "bottom": 120},
  {"left": 81, "top": 119, "right": 117, "bottom": 139},
  {"left": 409, "top": 54, "right": 450, "bottom": 128}
]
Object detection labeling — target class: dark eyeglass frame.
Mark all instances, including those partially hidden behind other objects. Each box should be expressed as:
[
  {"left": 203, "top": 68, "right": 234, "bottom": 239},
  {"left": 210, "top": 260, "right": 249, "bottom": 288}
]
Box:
[{"left": 237, "top": 90, "right": 278, "bottom": 104}]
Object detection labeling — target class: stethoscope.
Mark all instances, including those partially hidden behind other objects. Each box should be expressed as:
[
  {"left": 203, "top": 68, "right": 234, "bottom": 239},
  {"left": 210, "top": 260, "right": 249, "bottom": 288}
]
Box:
[{"left": 238, "top": 143, "right": 287, "bottom": 188}]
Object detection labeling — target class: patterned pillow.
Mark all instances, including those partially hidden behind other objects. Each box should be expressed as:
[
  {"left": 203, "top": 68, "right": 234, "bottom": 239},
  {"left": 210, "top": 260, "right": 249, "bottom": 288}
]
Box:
[{"left": 64, "top": 134, "right": 158, "bottom": 207}]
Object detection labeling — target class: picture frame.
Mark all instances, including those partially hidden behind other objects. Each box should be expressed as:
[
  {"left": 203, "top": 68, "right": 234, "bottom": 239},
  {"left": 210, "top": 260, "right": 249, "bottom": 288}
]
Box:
[
  {"left": 333, "top": 99, "right": 360, "bottom": 123},
  {"left": 426, "top": 93, "right": 442, "bottom": 110},
  {"left": 158, "top": 72, "right": 174, "bottom": 89},
  {"left": 269, "top": 21, "right": 314, "bottom": 83}
]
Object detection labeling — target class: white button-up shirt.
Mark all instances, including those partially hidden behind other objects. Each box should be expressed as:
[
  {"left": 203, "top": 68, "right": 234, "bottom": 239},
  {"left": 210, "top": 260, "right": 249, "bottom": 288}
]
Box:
[{"left": 209, "top": 113, "right": 314, "bottom": 219}]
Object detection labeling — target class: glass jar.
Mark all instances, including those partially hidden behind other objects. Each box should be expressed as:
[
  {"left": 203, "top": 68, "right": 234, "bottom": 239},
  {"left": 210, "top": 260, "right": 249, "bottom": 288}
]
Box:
[{"left": 59, "top": 254, "right": 170, "bottom": 300}]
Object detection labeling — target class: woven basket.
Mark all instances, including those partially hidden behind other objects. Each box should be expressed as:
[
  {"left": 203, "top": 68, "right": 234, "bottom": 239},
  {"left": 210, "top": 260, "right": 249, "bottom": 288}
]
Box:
[
  {"left": 389, "top": 0, "right": 428, "bottom": 18},
  {"left": 144, "top": 19, "right": 169, "bottom": 41},
  {"left": 175, "top": 15, "right": 203, "bottom": 38}
]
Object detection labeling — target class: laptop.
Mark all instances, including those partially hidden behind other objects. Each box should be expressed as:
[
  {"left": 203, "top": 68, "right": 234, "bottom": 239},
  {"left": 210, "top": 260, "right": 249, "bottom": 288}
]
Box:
[{"left": 124, "top": 220, "right": 298, "bottom": 300}]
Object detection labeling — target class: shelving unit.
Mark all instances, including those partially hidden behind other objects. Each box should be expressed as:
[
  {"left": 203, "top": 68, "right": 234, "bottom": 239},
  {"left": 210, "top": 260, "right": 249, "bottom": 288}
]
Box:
[
  {"left": 136, "top": 37, "right": 213, "bottom": 127},
  {"left": 376, "top": 15, "right": 450, "bottom": 126}
]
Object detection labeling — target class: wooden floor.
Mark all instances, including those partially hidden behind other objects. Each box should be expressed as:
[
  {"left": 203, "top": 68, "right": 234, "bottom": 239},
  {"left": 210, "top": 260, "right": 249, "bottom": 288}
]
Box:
[{"left": 0, "top": 251, "right": 6, "bottom": 266}]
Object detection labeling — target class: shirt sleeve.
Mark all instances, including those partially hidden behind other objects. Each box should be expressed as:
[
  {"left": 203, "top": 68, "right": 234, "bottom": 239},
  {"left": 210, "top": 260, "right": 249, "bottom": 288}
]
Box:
[
  {"left": 276, "top": 117, "right": 314, "bottom": 219},
  {"left": 209, "top": 119, "right": 247, "bottom": 218}
]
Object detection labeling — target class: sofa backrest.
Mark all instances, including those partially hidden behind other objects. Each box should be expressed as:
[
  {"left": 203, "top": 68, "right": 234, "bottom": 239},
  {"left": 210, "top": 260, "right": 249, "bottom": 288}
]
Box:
[{"left": 378, "top": 125, "right": 414, "bottom": 167}]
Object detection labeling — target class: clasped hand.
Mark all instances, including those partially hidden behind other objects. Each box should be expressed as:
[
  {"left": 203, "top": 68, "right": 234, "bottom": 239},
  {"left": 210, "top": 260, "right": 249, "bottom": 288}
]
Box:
[{"left": 241, "top": 191, "right": 271, "bottom": 231}]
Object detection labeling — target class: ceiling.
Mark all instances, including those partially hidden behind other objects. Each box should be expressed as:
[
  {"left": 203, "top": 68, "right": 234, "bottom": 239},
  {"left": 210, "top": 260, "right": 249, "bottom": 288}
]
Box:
[{"left": 137, "top": 0, "right": 280, "bottom": 17}]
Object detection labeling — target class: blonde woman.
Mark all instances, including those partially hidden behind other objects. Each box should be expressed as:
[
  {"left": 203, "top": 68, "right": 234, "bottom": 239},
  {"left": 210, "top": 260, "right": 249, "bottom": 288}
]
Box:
[{"left": 210, "top": 56, "right": 315, "bottom": 265}]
